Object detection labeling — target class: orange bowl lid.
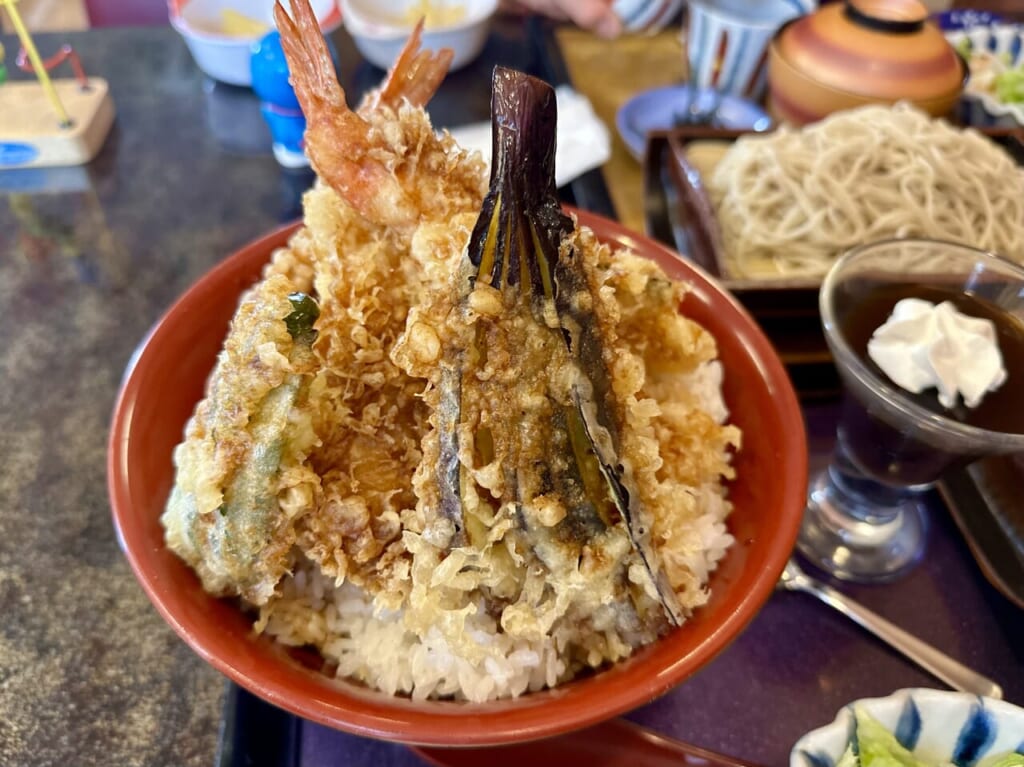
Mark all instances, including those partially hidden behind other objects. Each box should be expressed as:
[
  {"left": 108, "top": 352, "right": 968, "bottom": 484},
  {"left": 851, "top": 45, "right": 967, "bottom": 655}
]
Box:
[{"left": 776, "top": 0, "right": 964, "bottom": 100}]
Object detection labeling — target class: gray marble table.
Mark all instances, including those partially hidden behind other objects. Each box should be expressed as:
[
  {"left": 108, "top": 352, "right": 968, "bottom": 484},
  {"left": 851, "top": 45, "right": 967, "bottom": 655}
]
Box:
[
  {"left": 0, "top": 21, "right": 1021, "bottom": 767},
  {"left": 0, "top": 19, "right": 562, "bottom": 767}
]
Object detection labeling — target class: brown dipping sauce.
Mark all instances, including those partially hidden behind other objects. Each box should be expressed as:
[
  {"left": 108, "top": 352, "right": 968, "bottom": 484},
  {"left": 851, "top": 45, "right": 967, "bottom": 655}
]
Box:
[{"left": 836, "top": 283, "right": 1024, "bottom": 486}]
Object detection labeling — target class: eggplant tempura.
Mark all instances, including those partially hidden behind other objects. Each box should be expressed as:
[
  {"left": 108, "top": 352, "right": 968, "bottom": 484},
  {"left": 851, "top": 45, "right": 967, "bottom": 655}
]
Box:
[{"left": 162, "top": 0, "right": 740, "bottom": 702}]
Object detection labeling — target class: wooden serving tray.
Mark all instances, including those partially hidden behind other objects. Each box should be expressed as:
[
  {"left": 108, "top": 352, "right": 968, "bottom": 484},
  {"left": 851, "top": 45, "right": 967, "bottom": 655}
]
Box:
[
  {"left": 642, "top": 124, "right": 1024, "bottom": 400},
  {"left": 939, "top": 454, "right": 1024, "bottom": 610},
  {"left": 642, "top": 127, "right": 833, "bottom": 397}
]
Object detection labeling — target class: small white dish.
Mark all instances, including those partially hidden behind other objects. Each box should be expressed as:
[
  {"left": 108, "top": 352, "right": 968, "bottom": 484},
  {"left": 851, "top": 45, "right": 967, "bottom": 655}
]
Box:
[
  {"left": 791, "top": 688, "right": 1024, "bottom": 767},
  {"left": 945, "top": 23, "right": 1024, "bottom": 127},
  {"left": 341, "top": 0, "right": 497, "bottom": 72},
  {"left": 170, "top": 0, "right": 342, "bottom": 87}
]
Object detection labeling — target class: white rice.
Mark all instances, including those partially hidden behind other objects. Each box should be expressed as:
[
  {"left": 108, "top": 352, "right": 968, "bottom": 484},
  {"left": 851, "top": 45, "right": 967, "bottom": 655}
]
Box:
[{"left": 257, "top": 359, "right": 736, "bottom": 703}]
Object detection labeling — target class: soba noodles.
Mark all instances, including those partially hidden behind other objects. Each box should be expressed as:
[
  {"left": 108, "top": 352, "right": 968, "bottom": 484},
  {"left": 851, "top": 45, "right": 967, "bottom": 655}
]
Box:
[{"left": 707, "top": 104, "right": 1024, "bottom": 278}]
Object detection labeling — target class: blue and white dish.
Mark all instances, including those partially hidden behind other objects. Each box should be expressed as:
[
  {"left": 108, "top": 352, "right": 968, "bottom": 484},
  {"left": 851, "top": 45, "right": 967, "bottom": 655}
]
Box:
[
  {"left": 791, "top": 689, "right": 1024, "bottom": 767},
  {"left": 945, "top": 23, "right": 1024, "bottom": 127},
  {"left": 616, "top": 84, "right": 773, "bottom": 160},
  {"left": 935, "top": 10, "right": 1003, "bottom": 32}
]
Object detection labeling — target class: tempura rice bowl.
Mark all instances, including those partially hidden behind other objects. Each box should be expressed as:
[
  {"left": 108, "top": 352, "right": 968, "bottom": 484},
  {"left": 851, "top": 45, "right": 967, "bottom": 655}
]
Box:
[{"left": 108, "top": 212, "right": 806, "bottom": 745}]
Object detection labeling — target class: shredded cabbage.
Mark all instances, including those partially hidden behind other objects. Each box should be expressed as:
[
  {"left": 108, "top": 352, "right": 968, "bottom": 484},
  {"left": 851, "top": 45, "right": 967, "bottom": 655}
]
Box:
[
  {"left": 846, "top": 708, "right": 1024, "bottom": 767},
  {"left": 995, "top": 65, "right": 1024, "bottom": 104}
]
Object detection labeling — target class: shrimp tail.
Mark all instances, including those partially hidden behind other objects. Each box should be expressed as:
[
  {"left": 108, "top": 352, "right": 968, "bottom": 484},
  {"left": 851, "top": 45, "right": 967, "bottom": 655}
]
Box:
[
  {"left": 370, "top": 19, "right": 455, "bottom": 110},
  {"left": 273, "top": 0, "right": 345, "bottom": 114},
  {"left": 275, "top": 2, "right": 451, "bottom": 114},
  {"left": 275, "top": 0, "right": 410, "bottom": 225},
  {"left": 275, "top": 0, "right": 457, "bottom": 228}
]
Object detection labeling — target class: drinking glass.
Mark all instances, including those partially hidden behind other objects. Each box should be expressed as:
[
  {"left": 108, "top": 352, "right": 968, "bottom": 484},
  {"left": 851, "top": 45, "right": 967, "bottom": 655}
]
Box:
[{"left": 799, "top": 239, "right": 1024, "bottom": 582}]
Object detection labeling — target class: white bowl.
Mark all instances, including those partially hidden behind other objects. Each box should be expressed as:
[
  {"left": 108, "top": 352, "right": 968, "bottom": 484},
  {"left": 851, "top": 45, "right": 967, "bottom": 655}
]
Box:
[
  {"left": 340, "top": 0, "right": 497, "bottom": 72},
  {"left": 170, "top": 0, "right": 342, "bottom": 86},
  {"left": 791, "top": 688, "right": 1024, "bottom": 767},
  {"left": 945, "top": 23, "right": 1024, "bottom": 127}
]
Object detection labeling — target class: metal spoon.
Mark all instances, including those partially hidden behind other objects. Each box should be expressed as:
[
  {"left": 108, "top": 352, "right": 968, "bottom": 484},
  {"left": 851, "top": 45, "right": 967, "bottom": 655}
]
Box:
[{"left": 778, "top": 558, "right": 1003, "bottom": 699}]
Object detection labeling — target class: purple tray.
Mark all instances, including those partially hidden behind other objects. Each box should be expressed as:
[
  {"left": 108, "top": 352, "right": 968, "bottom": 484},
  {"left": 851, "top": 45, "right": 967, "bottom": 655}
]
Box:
[{"left": 217, "top": 405, "right": 1024, "bottom": 767}]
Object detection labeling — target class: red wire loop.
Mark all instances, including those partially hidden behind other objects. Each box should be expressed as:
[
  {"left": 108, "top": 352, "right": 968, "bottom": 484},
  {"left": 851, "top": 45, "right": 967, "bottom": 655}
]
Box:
[{"left": 16, "top": 44, "right": 90, "bottom": 88}]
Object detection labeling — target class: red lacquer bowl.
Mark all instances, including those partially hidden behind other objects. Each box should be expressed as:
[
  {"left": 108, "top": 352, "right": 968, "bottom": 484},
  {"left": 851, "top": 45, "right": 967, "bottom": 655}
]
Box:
[{"left": 107, "top": 211, "right": 807, "bottom": 746}]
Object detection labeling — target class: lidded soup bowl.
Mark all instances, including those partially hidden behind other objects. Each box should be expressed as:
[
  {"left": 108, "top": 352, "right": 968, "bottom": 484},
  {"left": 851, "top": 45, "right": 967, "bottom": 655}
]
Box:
[{"left": 767, "top": 0, "right": 966, "bottom": 125}]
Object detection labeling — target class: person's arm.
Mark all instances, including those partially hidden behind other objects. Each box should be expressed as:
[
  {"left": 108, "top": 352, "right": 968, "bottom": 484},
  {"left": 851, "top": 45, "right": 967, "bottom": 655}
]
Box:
[{"left": 500, "top": 0, "right": 623, "bottom": 38}]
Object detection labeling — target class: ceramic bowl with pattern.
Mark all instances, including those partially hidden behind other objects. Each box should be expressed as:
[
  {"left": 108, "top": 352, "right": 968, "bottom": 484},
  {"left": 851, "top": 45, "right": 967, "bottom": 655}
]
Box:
[
  {"left": 685, "top": 0, "right": 818, "bottom": 102},
  {"left": 936, "top": 10, "right": 1003, "bottom": 32},
  {"left": 946, "top": 24, "right": 1024, "bottom": 127},
  {"left": 791, "top": 688, "right": 1024, "bottom": 767}
]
